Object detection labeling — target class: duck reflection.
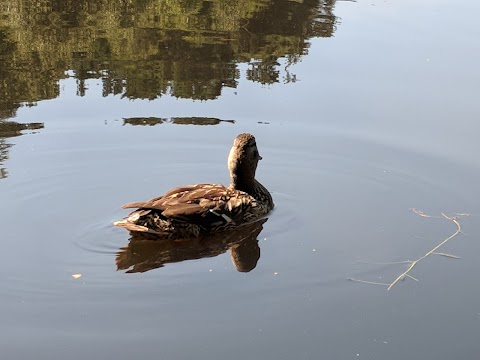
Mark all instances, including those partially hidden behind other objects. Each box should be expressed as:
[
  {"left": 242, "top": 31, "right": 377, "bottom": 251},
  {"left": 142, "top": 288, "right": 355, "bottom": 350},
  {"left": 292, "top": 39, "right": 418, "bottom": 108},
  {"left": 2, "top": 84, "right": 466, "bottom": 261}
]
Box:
[{"left": 116, "top": 219, "right": 266, "bottom": 273}]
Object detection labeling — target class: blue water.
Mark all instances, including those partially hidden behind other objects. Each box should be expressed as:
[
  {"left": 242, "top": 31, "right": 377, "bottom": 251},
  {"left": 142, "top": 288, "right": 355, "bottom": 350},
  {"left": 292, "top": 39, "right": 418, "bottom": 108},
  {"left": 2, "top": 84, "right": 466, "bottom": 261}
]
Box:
[{"left": 1, "top": 0, "right": 480, "bottom": 359}]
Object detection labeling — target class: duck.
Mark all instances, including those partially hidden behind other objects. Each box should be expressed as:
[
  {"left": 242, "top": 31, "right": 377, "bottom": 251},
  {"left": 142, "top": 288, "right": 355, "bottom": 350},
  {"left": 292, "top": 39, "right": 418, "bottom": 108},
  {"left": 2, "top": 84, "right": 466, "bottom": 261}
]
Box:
[{"left": 113, "top": 133, "right": 274, "bottom": 239}]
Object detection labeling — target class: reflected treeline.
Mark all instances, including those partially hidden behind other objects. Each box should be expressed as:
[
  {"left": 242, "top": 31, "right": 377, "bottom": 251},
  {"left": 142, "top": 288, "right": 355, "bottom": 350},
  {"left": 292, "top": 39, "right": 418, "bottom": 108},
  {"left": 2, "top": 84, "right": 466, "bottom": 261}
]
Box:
[
  {"left": 0, "top": 120, "right": 44, "bottom": 179},
  {"left": 116, "top": 219, "right": 266, "bottom": 273},
  {"left": 0, "top": 0, "right": 337, "bottom": 118},
  {"left": 123, "top": 117, "right": 235, "bottom": 126}
]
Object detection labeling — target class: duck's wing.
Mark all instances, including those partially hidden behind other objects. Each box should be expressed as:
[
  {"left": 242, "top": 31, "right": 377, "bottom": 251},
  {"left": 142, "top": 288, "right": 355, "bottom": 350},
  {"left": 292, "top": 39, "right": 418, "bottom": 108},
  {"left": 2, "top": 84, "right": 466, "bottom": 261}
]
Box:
[
  {"left": 122, "top": 184, "right": 256, "bottom": 224},
  {"left": 121, "top": 185, "right": 198, "bottom": 210}
]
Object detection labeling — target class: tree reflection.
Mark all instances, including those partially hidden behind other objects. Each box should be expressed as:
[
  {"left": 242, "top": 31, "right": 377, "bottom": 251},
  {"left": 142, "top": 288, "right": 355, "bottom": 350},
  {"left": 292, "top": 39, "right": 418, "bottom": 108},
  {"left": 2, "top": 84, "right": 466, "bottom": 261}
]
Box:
[
  {"left": 0, "top": 120, "right": 44, "bottom": 179},
  {"left": 0, "top": 0, "right": 337, "bottom": 117},
  {"left": 123, "top": 117, "right": 235, "bottom": 126}
]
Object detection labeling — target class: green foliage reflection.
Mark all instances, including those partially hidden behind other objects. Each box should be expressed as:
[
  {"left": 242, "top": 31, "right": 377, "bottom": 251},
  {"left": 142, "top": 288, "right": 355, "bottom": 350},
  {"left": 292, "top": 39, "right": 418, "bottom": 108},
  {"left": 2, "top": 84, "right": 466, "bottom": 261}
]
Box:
[
  {"left": 0, "top": 121, "right": 44, "bottom": 179},
  {"left": 0, "top": 0, "right": 337, "bottom": 118}
]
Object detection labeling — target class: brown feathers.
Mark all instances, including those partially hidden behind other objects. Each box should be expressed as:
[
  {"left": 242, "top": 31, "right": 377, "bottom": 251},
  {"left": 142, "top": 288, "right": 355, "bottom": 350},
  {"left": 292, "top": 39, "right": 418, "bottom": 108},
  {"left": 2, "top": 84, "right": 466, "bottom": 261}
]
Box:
[
  {"left": 114, "top": 134, "right": 274, "bottom": 239},
  {"left": 122, "top": 184, "right": 254, "bottom": 218}
]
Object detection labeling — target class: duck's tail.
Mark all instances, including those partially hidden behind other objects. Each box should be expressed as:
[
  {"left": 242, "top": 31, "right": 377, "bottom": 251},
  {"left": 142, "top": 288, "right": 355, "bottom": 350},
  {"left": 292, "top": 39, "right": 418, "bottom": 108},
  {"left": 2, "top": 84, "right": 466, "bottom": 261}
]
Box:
[{"left": 113, "top": 218, "right": 165, "bottom": 235}]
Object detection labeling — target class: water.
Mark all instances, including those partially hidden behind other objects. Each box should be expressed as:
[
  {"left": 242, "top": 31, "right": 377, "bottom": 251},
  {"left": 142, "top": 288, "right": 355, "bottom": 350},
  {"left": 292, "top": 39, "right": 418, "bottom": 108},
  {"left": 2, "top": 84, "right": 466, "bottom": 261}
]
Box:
[{"left": 1, "top": 0, "right": 480, "bottom": 359}]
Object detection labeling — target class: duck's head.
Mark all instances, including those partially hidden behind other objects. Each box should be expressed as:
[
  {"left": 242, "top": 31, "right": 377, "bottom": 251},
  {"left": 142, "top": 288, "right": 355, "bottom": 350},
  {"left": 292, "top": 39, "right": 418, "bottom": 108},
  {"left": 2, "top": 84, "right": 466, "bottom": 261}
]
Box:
[{"left": 228, "top": 133, "right": 262, "bottom": 185}]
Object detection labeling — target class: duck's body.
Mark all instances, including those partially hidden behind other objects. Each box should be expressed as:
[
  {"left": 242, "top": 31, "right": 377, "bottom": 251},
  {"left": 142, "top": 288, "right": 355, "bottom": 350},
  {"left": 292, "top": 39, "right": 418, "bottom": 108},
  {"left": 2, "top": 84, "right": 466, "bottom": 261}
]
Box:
[{"left": 114, "top": 133, "right": 274, "bottom": 239}]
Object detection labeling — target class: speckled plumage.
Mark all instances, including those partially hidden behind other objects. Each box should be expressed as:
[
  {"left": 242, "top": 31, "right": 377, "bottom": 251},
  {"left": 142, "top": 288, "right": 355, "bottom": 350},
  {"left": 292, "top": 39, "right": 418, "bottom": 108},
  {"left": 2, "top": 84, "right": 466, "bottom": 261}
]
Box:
[{"left": 113, "top": 133, "right": 274, "bottom": 238}]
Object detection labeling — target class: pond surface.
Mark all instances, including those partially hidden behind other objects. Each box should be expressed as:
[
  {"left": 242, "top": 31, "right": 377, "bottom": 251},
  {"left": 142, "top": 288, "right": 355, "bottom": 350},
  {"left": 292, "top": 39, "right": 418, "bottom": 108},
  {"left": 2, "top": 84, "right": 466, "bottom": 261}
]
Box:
[{"left": 1, "top": 0, "right": 480, "bottom": 359}]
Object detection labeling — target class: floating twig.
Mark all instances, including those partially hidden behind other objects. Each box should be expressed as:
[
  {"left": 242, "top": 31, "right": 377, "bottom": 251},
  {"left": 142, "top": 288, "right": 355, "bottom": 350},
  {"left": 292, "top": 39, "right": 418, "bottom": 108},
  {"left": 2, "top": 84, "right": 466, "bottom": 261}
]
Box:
[
  {"left": 355, "top": 260, "right": 413, "bottom": 265},
  {"left": 410, "top": 208, "right": 434, "bottom": 218},
  {"left": 353, "top": 210, "right": 468, "bottom": 291},
  {"left": 405, "top": 274, "right": 419, "bottom": 282},
  {"left": 348, "top": 278, "right": 390, "bottom": 287},
  {"left": 432, "top": 252, "right": 461, "bottom": 259}
]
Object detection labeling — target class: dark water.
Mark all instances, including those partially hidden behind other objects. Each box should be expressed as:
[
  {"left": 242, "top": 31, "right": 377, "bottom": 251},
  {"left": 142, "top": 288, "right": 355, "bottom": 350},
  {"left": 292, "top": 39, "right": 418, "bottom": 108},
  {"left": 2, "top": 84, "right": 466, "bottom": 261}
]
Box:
[{"left": 1, "top": 0, "right": 480, "bottom": 359}]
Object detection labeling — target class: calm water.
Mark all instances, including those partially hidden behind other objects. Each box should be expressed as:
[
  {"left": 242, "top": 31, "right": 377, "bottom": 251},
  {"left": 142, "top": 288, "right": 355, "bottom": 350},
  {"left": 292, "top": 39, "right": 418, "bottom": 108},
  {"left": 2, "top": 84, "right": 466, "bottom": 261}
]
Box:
[{"left": 1, "top": 0, "right": 480, "bottom": 359}]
